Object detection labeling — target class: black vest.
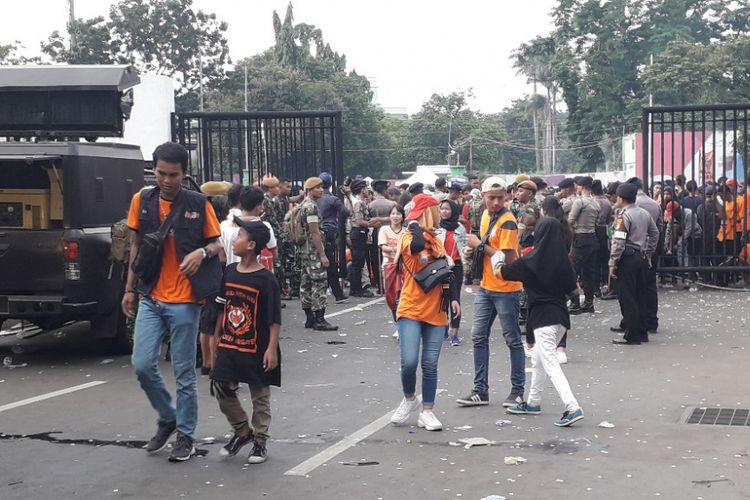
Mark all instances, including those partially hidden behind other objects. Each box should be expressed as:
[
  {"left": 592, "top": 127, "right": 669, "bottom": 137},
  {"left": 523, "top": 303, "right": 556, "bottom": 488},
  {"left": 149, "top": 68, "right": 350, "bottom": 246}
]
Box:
[{"left": 136, "top": 187, "right": 214, "bottom": 298}]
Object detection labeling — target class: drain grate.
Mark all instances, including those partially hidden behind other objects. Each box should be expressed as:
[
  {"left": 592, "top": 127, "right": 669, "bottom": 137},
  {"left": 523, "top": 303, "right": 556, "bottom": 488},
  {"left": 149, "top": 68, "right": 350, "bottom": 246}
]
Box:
[{"left": 686, "top": 407, "right": 750, "bottom": 426}]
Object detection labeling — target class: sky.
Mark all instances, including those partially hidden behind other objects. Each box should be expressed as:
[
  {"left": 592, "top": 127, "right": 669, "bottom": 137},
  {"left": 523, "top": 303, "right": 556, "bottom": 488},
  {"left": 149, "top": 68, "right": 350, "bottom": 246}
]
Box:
[{"left": 3, "top": 0, "right": 557, "bottom": 114}]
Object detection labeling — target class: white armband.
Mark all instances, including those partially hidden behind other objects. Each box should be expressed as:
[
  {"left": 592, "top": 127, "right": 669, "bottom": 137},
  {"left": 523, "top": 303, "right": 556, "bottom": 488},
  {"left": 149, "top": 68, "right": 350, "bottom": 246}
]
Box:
[{"left": 613, "top": 230, "right": 627, "bottom": 240}]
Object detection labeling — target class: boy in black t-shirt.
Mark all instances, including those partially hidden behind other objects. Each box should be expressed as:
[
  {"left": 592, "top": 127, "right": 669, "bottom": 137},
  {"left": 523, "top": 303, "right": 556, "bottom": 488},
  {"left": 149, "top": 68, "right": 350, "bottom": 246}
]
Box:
[{"left": 212, "top": 218, "right": 281, "bottom": 464}]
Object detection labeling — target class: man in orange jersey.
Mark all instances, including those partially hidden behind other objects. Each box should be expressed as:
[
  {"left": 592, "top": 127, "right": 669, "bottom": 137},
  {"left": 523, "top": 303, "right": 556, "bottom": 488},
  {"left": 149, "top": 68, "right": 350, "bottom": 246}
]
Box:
[
  {"left": 122, "top": 142, "right": 222, "bottom": 462},
  {"left": 457, "top": 176, "right": 526, "bottom": 408}
]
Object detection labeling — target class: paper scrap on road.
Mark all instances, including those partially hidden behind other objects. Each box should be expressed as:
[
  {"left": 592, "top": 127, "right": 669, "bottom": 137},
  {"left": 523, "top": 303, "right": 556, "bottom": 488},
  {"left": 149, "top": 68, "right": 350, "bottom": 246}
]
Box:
[
  {"left": 504, "top": 456, "right": 527, "bottom": 465},
  {"left": 480, "top": 496, "right": 507, "bottom": 500},
  {"left": 354, "top": 320, "right": 367, "bottom": 326},
  {"left": 598, "top": 421, "right": 615, "bottom": 428},
  {"left": 453, "top": 425, "right": 472, "bottom": 431},
  {"left": 460, "top": 437, "right": 496, "bottom": 449},
  {"left": 2, "top": 356, "right": 27, "bottom": 369},
  {"left": 495, "top": 419, "right": 512, "bottom": 427},
  {"left": 100, "top": 359, "right": 114, "bottom": 365}
]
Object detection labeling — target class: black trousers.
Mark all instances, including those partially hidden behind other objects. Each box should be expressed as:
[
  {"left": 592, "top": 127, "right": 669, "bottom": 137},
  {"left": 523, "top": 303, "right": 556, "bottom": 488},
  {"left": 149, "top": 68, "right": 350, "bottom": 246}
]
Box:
[
  {"left": 616, "top": 251, "right": 648, "bottom": 341},
  {"left": 570, "top": 233, "right": 599, "bottom": 300},
  {"left": 367, "top": 235, "right": 382, "bottom": 294},
  {"left": 324, "top": 229, "right": 345, "bottom": 299},
  {"left": 597, "top": 232, "right": 610, "bottom": 287},
  {"left": 645, "top": 254, "right": 659, "bottom": 330},
  {"left": 348, "top": 229, "right": 368, "bottom": 293}
]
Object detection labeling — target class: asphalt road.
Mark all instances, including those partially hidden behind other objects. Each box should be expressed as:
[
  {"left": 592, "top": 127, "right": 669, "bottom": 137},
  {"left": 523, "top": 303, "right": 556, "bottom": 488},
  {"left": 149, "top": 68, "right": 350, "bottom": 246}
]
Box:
[{"left": 1, "top": 286, "right": 749, "bottom": 500}]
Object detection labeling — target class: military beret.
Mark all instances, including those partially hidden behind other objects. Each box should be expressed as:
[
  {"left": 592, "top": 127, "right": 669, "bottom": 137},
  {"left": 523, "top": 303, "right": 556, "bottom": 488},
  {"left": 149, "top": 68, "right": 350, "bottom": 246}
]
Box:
[
  {"left": 558, "top": 178, "right": 575, "bottom": 189},
  {"left": 576, "top": 176, "right": 593, "bottom": 188},
  {"left": 304, "top": 176, "right": 323, "bottom": 190},
  {"left": 350, "top": 179, "right": 368, "bottom": 194},
  {"left": 517, "top": 180, "right": 538, "bottom": 192}
]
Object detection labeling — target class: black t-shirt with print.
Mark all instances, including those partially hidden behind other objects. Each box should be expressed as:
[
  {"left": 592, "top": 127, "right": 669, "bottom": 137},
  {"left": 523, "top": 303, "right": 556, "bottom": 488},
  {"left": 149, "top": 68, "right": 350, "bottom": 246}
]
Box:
[{"left": 212, "top": 264, "right": 282, "bottom": 387}]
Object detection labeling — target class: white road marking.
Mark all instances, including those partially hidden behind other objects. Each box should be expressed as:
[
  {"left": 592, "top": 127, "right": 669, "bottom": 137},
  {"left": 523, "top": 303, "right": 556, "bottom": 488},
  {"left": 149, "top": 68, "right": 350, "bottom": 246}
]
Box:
[
  {"left": 324, "top": 297, "right": 384, "bottom": 319},
  {"left": 0, "top": 381, "right": 107, "bottom": 413},
  {"left": 285, "top": 389, "right": 445, "bottom": 477}
]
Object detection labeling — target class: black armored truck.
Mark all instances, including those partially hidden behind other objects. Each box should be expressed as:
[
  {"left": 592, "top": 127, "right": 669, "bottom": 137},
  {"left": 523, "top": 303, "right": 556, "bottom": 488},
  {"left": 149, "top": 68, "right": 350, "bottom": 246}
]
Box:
[{"left": 0, "top": 65, "right": 145, "bottom": 352}]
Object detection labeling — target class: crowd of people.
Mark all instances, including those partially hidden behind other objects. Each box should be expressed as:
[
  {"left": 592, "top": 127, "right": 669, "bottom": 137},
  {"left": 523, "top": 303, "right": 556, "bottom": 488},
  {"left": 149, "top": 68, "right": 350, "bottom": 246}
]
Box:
[{"left": 121, "top": 141, "right": 749, "bottom": 465}]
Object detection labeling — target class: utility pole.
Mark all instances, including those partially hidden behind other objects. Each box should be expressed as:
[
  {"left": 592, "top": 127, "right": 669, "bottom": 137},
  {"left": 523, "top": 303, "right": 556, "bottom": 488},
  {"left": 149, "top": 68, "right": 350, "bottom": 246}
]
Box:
[
  {"left": 198, "top": 55, "right": 204, "bottom": 111},
  {"left": 67, "top": 0, "right": 76, "bottom": 52}
]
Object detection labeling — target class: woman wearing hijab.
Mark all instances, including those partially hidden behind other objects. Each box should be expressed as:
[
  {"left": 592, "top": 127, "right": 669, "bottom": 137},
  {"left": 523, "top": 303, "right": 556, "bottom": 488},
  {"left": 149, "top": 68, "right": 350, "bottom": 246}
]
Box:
[
  {"left": 436, "top": 199, "right": 467, "bottom": 346},
  {"left": 390, "top": 194, "right": 460, "bottom": 431},
  {"left": 493, "top": 217, "right": 584, "bottom": 427}
]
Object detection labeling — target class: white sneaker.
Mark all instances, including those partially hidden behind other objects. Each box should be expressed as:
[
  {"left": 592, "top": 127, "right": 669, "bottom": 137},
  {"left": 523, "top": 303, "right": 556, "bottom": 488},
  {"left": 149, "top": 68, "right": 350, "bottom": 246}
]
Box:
[
  {"left": 392, "top": 330, "right": 399, "bottom": 339},
  {"left": 524, "top": 343, "right": 534, "bottom": 358},
  {"left": 557, "top": 351, "right": 568, "bottom": 364},
  {"left": 390, "top": 397, "right": 420, "bottom": 424},
  {"left": 417, "top": 410, "right": 443, "bottom": 431}
]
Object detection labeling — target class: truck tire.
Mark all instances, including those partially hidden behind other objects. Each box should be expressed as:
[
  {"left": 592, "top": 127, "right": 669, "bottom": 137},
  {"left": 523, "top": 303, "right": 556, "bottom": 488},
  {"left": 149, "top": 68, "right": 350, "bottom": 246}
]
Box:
[{"left": 91, "top": 306, "right": 133, "bottom": 355}]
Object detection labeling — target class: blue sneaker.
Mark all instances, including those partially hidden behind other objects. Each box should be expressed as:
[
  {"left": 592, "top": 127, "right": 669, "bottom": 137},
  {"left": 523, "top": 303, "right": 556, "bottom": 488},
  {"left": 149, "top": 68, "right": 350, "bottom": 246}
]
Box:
[
  {"left": 450, "top": 335, "right": 461, "bottom": 346},
  {"left": 554, "top": 408, "right": 584, "bottom": 427},
  {"left": 506, "top": 402, "right": 542, "bottom": 415}
]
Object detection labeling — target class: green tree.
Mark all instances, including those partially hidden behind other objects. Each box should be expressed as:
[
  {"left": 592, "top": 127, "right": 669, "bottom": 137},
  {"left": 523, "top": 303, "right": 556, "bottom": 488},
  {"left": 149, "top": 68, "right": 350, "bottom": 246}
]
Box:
[
  {"left": 643, "top": 38, "right": 750, "bottom": 104},
  {"left": 41, "top": 0, "right": 230, "bottom": 110},
  {"left": 521, "top": 0, "right": 749, "bottom": 171},
  {"left": 205, "top": 3, "right": 391, "bottom": 177},
  {"left": 0, "top": 41, "right": 42, "bottom": 64}
]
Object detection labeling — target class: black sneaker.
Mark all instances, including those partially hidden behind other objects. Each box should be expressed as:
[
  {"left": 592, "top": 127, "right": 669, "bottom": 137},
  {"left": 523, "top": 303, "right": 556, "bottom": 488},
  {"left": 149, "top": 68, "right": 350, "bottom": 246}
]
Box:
[
  {"left": 502, "top": 391, "right": 524, "bottom": 408},
  {"left": 246, "top": 442, "right": 267, "bottom": 464},
  {"left": 220, "top": 430, "right": 254, "bottom": 457},
  {"left": 168, "top": 433, "right": 196, "bottom": 462},
  {"left": 456, "top": 391, "right": 489, "bottom": 407},
  {"left": 144, "top": 420, "right": 176, "bottom": 453}
]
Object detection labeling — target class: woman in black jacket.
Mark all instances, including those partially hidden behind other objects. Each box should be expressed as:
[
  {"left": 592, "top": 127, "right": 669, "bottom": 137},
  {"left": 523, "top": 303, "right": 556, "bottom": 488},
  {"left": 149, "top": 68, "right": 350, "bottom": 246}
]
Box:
[{"left": 493, "top": 217, "right": 584, "bottom": 427}]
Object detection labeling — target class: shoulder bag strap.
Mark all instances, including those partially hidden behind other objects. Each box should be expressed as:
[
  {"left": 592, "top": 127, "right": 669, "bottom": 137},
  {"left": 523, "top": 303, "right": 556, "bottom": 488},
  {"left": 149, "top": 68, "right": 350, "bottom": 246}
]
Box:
[{"left": 157, "top": 190, "right": 182, "bottom": 239}]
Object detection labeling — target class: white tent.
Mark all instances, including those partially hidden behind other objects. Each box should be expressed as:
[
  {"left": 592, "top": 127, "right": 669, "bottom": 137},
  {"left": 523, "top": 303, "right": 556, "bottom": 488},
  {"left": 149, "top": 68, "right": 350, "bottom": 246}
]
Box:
[{"left": 401, "top": 166, "right": 440, "bottom": 186}]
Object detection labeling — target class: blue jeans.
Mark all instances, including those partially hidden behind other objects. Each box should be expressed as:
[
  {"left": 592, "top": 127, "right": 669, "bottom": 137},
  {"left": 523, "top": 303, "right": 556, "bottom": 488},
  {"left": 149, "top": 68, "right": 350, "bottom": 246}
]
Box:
[
  {"left": 131, "top": 298, "right": 201, "bottom": 437},
  {"left": 398, "top": 318, "right": 446, "bottom": 406},
  {"left": 471, "top": 288, "right": 525, "bottom": 394}
]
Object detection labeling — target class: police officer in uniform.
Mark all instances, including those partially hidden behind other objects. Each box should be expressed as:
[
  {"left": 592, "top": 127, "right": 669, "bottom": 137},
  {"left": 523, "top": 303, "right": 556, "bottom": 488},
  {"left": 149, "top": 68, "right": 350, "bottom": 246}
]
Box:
[
  {"left": 368, "top": 180, "right": 396, "bottom": 293},
  {"left": 348, "top": 179, "right": 389, "bottom": 297},
  {"left": 609, "top": 183, "right": 659, "bottom": 345},
  {"left": 299, "top": 177, "right": 338, "bottom": 331},
  {"left": 568, "top": 176, "right": 600, "bottom": 314}
]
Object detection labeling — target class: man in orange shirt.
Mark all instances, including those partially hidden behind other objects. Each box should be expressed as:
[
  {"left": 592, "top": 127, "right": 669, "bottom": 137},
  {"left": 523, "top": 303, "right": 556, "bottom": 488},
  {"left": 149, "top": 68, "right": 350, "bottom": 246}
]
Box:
[
  {"left": 457, "top": 176, "right": 525, "bottom": 408},
  {"left": 121, "top": 142, "right": 222, "bottom": 462}
]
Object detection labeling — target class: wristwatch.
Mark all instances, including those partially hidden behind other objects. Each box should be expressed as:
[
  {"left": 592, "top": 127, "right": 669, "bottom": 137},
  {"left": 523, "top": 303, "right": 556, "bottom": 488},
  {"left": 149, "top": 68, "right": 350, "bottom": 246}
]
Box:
[{"left": 201, "top": 247, "right": 213, "bottom": 259}]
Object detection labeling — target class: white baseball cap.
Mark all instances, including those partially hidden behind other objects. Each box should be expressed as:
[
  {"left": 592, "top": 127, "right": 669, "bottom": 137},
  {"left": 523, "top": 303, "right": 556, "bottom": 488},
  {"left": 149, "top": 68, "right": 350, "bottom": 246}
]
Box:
[{"left": 481, "top": 176, "right": 507, "bottom": 193}]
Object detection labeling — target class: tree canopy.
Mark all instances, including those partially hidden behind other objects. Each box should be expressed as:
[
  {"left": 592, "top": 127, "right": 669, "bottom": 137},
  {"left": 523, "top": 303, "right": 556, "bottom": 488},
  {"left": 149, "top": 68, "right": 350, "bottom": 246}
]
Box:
[{"left": 2, "top": 0, "right": 749, "bottom": 177}]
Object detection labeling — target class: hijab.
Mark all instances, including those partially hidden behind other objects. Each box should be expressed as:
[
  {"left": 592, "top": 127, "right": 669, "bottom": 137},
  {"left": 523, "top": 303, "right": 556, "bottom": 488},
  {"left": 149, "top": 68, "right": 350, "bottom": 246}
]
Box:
[
  {"left": 521, "top": 217, "right": 577, "bottom": 295},
  {"left": 439, "top": 199, "right": 461, "bottom": 231},
  {"left": 414, "top": 205, "right": 443, "bottom": 259}
]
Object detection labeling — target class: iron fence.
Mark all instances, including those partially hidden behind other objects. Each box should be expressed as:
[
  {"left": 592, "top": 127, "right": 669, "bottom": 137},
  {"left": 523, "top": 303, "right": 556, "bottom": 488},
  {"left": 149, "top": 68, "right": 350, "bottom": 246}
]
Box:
[
  {"left": 171, "top": 110, "right": 347, "bottom": 280},
  {"left": 171, "top": 111, "right": 344, "bottom": 187},
  {"left": 642, "top": 104, "right": 750, "bottom": 277}
]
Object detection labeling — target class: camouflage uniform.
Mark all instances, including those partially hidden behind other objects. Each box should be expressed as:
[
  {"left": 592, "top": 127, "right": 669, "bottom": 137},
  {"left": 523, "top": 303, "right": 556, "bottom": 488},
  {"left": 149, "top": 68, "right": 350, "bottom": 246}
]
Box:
[
  {"left": 516, "top": 198, "right": 541, "bottom": 249},
  {"left": 299, "top": 197, "right": 328, "bottom": 311},
  {"left": 261, "top": 194, "right": 286, "bottom": 290}
]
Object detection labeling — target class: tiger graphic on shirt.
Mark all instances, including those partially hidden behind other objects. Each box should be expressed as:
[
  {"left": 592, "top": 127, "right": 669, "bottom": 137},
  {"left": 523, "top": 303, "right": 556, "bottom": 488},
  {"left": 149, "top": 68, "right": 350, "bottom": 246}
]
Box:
[{"left": 219, "top": 283, "right": 260, "bottom": 353}]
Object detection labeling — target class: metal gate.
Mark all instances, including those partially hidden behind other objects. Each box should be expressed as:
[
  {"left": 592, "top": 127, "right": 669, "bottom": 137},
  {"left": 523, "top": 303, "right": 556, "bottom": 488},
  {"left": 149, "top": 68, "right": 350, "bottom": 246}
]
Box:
[
  {"left": 171, "top": 111, "right": 344, "bottom": 187},
  {"left": 171, "top": 110, "right": 347, "bottom": 283},
  {"left": 642, "top": 104, "right": 749, "bottom": 277}
]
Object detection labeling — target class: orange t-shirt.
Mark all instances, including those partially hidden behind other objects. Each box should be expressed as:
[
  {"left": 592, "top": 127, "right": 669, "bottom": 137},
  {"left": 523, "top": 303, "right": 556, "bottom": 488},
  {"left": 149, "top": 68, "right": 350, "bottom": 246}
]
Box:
[
  {"left": 127, "top": 191, "right": 221, "bottom": 303},
  {"left": 717, "top": 199, "right": 743, "bottom": 241},
  {"left": 480, "top": 209, "right": 522, "bottom": 293},
  {"left": 395, "top": 232, "right": 449, "bottom": 327}
]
